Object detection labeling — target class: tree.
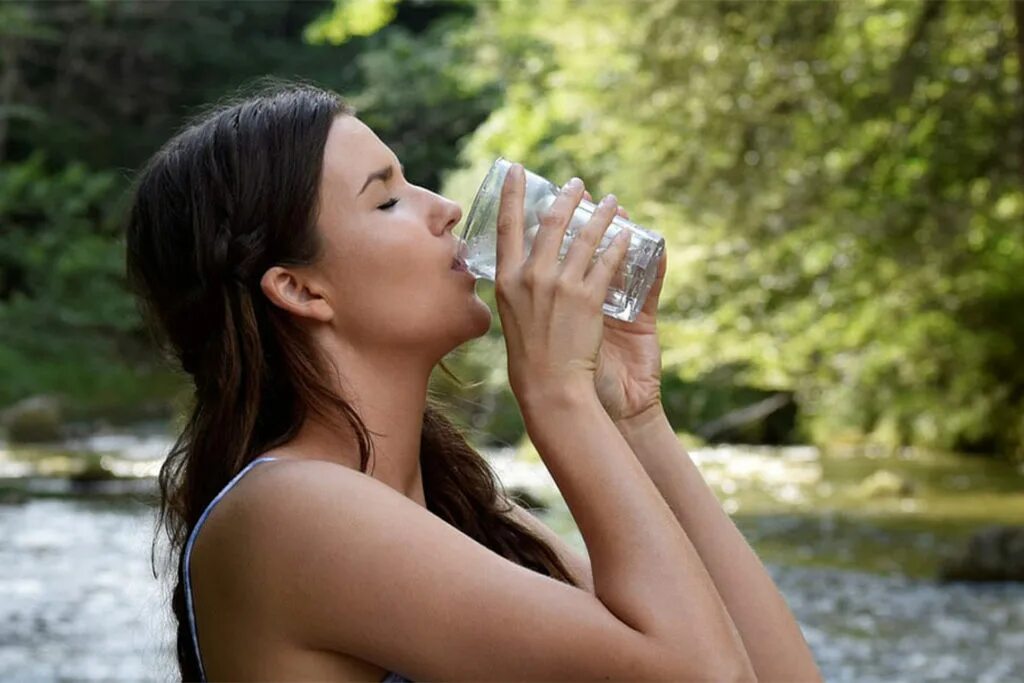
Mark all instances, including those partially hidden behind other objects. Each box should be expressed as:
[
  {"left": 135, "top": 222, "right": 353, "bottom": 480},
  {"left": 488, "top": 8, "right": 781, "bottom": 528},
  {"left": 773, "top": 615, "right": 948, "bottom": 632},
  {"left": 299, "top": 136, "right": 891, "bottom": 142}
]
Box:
[{"left": 445, "top": 0, "right": 1024, "bottom": 456}]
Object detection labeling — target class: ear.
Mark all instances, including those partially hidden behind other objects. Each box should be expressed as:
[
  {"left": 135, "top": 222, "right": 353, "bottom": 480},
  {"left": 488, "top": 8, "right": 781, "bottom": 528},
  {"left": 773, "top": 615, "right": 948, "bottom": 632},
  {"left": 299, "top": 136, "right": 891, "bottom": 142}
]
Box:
[{"left": 259, "top": 265, "right": 334, "bottom": 323}]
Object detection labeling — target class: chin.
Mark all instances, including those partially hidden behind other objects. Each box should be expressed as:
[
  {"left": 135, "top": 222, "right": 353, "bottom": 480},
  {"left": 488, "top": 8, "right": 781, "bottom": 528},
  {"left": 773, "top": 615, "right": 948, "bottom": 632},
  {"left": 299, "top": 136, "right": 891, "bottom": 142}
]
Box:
[{"left": 466, "top": 301, "right": 493, "bottom": 339}]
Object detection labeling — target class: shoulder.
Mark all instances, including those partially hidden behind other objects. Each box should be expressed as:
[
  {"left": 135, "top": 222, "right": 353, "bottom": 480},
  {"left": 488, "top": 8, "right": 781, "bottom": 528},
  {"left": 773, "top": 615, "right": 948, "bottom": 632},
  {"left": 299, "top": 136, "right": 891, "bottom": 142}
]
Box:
[
  {"left": 202, "top": 458, "right": 392, "bottom": 588},
  {"left": 242, "top": 462, "right": 596, "bottom": 596},
  {"left": 203, "top": 458, "right": 664, "bottom": 681},
  {"left": 214, "top": 457, "right": 424, "bottom": 620},
  {"left": 231, "top": 456, "right": 401, "bottom": 531}
]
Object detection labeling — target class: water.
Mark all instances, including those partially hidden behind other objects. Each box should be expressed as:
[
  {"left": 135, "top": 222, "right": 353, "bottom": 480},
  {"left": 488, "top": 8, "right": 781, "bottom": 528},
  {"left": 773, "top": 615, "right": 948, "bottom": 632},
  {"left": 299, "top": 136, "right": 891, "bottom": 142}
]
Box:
[
  {"left": 3, "top": 436, "right": 1024, "bottom": 680},
  {"left": 460, "top": 160, "right": 664, "bottom": 323},
  {"left": 1, "top": 497, "right": 1021, "bottom": 682},
  {"left": 507, "top": 443, "right": 1024, "bottom": 578},
  {"left": 0, "top": 499, "right": 174, "bottom": 681}
]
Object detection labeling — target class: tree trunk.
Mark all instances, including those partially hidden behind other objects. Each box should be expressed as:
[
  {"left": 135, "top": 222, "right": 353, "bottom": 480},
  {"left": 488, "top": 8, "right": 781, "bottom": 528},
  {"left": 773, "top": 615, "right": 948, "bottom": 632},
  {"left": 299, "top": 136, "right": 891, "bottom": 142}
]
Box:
[{"left": 1013, "top": 0, "right": 1024, "bottom": 181}]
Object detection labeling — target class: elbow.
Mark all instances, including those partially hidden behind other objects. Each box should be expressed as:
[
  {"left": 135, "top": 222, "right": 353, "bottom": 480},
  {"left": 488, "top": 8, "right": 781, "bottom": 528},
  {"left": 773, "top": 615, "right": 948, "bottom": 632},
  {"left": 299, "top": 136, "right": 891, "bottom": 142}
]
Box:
[
  {"left": 665, "top": 646, "right": 757, "bottom": 683},
  {"left": 705, "top": 655, "right": 757, "bottom": 683}
]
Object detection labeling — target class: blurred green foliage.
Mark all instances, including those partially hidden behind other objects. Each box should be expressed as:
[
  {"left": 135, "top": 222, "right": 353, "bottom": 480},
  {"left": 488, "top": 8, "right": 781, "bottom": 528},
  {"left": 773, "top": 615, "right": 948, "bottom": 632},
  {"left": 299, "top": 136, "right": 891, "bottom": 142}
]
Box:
[
  {"left": 0, "top": 151, "right": 188, "bottom": 419},
  {"left": 1, "top": 0, "right": 1021, "bottom": 457},
  {"left": 305, "top": 0, "right": 400, "bottom": 45},
  {"left": 0, "top": 0, "right": 491, "bottom": 423},
  {"left": 440, "top": 0, "right": 1024, "bottom": 457}
]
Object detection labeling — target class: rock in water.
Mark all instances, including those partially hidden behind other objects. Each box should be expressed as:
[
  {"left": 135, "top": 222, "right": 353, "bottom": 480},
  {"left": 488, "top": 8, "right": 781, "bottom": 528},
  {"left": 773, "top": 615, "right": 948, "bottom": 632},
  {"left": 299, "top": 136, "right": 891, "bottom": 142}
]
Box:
[
  {"left": 1, "top": 395, "right": 64, "bottom": 444},
  {"left": 855, "top": 469, "right": 916, "bottom": 499},
  {"left": 939, "top": 526, "right": 1024, "bottom": 582}
]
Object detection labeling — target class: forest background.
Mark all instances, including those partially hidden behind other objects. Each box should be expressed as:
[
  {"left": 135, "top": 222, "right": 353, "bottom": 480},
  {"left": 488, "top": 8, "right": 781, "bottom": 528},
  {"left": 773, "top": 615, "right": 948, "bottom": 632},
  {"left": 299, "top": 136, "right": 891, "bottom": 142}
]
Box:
[{"left": 1, "top": 0, "right": 1022, "bottom": 461}]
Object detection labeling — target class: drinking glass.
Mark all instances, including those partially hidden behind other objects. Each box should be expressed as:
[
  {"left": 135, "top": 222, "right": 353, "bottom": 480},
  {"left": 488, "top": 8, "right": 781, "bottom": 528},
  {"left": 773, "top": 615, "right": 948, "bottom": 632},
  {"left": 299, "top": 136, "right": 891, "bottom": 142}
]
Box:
[{"left": 456, "top": 157, "right": 665, "bottom": 323}]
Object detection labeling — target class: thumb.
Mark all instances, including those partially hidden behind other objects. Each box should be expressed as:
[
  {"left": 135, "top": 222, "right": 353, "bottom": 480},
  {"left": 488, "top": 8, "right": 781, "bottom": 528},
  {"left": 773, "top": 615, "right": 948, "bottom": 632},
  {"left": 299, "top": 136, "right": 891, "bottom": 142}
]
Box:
[{"left": 639, "top": 247, "right": 667, "bottom": 317}]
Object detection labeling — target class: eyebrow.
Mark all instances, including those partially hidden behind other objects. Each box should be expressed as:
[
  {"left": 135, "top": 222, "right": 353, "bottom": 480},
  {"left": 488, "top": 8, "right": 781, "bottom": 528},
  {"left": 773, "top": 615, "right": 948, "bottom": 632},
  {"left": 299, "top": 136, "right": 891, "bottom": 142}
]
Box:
[{"left": 357, "top": 161, "right": 405, "bottom": 197}]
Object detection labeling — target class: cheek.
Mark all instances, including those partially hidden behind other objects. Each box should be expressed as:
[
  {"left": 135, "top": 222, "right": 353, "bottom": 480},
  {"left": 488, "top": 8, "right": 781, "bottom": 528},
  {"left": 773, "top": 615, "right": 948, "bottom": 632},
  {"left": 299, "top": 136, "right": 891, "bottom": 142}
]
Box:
[{"left": 329, "top": 235, "right": 442, "bottom": 337}]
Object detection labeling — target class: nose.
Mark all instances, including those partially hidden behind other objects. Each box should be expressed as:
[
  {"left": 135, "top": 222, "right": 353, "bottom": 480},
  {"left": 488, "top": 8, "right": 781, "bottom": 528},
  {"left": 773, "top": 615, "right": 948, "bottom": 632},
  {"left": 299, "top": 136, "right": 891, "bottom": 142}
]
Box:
[{"left": 437, "top": 195, "right": 463, "bottom": 236}]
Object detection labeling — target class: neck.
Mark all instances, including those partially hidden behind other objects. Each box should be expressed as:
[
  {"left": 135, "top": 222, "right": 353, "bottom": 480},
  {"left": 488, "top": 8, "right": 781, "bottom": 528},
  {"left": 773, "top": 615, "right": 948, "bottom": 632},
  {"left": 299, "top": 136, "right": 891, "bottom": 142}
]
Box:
[{"left": 279, "top": 341, "right": 435, "bottom": 508}]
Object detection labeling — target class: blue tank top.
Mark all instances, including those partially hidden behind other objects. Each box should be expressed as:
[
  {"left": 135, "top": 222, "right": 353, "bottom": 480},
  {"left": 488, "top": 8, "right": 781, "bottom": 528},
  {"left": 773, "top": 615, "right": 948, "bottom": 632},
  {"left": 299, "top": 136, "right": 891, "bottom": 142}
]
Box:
[{"left": 183, "top": 455, "right": 414, "bottom": 683}]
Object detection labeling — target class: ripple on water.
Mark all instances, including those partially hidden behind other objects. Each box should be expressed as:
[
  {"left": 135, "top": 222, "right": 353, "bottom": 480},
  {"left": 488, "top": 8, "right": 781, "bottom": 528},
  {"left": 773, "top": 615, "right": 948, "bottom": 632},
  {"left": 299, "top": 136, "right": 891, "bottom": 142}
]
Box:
[
  {"left": 770, "top": 563, "right": 1024, "bottom": 682},
  {"left": 0, "top": 499, "right": 175, "bottom": 681}
]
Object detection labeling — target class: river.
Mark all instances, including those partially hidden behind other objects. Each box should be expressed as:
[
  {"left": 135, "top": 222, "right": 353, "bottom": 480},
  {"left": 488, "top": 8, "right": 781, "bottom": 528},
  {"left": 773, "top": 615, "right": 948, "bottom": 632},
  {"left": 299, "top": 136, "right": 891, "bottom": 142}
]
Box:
[{"left": 1, "top": 432, "right": 1022, "bottom": 681}]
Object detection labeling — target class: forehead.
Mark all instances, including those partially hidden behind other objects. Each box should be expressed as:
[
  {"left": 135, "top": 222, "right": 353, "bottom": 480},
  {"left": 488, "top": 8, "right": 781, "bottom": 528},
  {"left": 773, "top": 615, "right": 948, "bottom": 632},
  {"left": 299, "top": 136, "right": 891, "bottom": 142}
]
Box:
[{"left": 320, "top": 115, "right": 395, "bottom": 198}]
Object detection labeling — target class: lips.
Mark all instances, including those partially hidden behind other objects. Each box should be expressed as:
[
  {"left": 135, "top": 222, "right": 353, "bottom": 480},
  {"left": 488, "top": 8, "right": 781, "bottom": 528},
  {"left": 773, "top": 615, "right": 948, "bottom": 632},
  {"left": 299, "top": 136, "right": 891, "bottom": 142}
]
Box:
[{"left": 451, "top": 240, "right": 469, "bottom": 270}]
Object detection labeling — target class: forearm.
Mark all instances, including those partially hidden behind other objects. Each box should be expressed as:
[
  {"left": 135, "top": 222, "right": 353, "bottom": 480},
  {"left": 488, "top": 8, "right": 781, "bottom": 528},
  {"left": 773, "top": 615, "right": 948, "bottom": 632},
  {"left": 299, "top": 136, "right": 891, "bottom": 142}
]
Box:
[
  {"left": 520, "top": 386, "right": 755, "bottom": 678},
  {"left": 615, "top": 407, "right": 822, "bottom": 683}
]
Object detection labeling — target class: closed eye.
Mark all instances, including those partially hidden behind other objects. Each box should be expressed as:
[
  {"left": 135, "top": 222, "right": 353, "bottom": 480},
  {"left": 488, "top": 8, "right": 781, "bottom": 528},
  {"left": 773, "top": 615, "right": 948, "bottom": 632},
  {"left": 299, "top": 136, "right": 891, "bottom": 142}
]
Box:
[{"left": 377, "top": 198, "right": 400, "bottom": 211}]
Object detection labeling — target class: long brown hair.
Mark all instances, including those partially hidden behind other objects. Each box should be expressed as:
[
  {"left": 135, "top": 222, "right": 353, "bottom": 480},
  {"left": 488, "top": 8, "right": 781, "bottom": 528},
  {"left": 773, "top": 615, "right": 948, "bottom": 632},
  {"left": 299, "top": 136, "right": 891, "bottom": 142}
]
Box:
[{"left": 125, "top": 79, "right": 579, "bottom": 682}]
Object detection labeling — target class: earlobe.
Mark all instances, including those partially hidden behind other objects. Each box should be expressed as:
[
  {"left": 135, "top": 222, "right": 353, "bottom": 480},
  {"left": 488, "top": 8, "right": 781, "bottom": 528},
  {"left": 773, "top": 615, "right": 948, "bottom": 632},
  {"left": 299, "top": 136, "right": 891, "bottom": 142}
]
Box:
[
  {"left": 310, "top": 297, "right": 334, "bottom": 323},
  {"left": 259, "top": 266, "right": 334, "bottom": 323}
]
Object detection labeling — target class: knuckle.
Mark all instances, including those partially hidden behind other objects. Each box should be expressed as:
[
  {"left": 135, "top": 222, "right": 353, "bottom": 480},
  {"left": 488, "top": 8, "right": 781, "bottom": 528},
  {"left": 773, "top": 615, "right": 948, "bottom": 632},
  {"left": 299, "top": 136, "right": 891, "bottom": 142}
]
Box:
[
  {"left": 541, "top": 206, "right": 570, "bottom": 228},
  {"left": 521, "top": 266, "right": 543, "bottom": 290},
  {"left": 555, "top": 274, "right": 587, "bottom": 299},
  {"left": 554, "top": 278, "right": 581, "bottom": 300},
  {"left": 587, "top": 264, "right": 609, "bottom": 290},
  {"left": 494, "top": 278, "right": 513, "bottom": 302},
  {"left": 603, "top": 241, "right": 624, "bottom": 263},
  {"left": 496, "top": 211, "right": 514, "bottom": 234},
  {"left": 576, "top": 227, "right": 602, "bottom": 249}
]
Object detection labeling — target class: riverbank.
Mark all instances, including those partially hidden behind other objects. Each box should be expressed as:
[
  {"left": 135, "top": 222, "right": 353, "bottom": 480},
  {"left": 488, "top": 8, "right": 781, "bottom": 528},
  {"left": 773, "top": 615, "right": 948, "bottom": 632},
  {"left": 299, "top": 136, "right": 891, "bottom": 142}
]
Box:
[{"left": 4, "top": 429, "right": 1024, "bottom": 579}]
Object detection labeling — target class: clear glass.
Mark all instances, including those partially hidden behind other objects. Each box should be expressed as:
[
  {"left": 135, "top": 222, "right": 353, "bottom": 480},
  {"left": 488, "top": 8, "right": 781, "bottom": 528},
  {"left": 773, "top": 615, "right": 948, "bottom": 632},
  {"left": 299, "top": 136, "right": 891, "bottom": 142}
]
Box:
[{"left": 456, "top": 157, "right": 665, "bottom": 323}]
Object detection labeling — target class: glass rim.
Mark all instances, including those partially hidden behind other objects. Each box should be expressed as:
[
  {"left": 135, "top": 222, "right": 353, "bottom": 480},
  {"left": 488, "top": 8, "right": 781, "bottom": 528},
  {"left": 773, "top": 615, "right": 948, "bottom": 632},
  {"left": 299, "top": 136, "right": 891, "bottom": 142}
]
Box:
[{"left": 461, "top": 157, "right": 513, "bottom": 241}]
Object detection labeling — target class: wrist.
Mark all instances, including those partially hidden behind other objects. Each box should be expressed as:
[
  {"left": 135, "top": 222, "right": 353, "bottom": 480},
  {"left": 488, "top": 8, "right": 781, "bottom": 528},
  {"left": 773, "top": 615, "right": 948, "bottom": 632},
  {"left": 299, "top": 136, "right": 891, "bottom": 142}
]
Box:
[
  {"left": 613, "top": 403, "right": 670, "bottom": 439},
  {"left": 519, "top": 378, "right": 601, "bottom": 425}
]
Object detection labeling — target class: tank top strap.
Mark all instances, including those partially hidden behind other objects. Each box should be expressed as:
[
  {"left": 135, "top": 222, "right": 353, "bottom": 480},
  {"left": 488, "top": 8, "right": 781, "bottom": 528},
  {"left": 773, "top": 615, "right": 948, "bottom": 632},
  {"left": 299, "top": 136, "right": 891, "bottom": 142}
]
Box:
[{"left": 183, "top": 455, "right": 281, "bottom": 683}]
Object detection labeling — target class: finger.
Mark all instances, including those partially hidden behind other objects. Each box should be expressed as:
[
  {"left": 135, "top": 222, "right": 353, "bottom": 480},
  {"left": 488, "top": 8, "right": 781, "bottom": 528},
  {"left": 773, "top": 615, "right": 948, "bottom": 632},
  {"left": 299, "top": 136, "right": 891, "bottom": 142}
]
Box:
[
  {"left": 526, "top": 177, "right": 585, "bottom": 272},
  {"left": 560, "top": 193, "right": 619, "bottom": 282},
  {"left": 495, "top": 163, "right": 525, "bottom": 277},
  {"left": 583, "top": 190, "right": 593, "bottom": 203},
  {"left": 638, "top": 246, "right": 668, "bottom": 316},
  {"left": 616, "top": 206, "right": 630, "bottom": 220},
  {"left": 584, "top": 227, "right": 632, "bottom": 299}
]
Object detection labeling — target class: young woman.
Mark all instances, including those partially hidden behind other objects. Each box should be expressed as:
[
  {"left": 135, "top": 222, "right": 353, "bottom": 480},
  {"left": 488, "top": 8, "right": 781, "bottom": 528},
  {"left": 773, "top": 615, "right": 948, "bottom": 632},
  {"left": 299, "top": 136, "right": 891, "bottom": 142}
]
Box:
[{"left": 129, "top": 82, "right": 820, "bottom": 682}]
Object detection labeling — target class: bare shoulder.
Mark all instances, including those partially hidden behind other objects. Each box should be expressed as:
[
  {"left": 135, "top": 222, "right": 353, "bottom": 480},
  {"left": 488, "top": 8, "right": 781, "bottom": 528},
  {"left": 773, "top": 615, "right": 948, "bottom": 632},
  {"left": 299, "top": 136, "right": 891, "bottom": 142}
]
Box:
[
  {"left": 227, "top": 458, "right": 679, "bottom": 681},
  {"left": 243, "top": 461, "right": 595, "bottom": 594}
]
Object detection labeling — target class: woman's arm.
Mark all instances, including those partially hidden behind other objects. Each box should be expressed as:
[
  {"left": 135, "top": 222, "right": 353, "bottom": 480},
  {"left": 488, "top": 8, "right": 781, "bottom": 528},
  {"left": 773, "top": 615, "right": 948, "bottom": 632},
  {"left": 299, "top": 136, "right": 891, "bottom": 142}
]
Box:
[
  {"left": 253, "top": 388, "right": 756, "bottom": 681},
  {"left": 519, "top": 389, "right": 756, "bottom": 679},
  {"left": 505, "top": 500, "right": 595, "bottom": 594},
  {"left": 614, "top": 407, "right": 822, "bottom": 683}
]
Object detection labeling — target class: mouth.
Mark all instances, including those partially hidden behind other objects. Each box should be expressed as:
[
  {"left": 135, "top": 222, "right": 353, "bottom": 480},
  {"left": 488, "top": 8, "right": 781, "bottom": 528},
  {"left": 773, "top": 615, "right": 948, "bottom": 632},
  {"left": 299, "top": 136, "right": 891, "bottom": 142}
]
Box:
[{"left": 451, "top": 241, "right": 470, "bottom": 272}]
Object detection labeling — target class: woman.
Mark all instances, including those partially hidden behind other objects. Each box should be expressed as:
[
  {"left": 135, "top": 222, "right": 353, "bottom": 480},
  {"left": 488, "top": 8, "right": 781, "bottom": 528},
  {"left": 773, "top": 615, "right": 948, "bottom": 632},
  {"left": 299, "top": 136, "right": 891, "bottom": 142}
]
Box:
[{"left": 130, "top": 81, "right": 820, "bottom": 682}]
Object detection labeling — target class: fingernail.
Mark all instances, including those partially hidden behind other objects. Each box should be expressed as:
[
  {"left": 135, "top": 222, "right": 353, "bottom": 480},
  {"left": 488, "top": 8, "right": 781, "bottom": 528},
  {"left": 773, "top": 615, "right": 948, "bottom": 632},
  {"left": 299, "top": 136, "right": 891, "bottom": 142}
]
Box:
[
  {"left": 564, "top": 177, "right": 583, "bottom": 191},
  {"left": 600, "top": 193, "right": 617, "bottom": 207}
]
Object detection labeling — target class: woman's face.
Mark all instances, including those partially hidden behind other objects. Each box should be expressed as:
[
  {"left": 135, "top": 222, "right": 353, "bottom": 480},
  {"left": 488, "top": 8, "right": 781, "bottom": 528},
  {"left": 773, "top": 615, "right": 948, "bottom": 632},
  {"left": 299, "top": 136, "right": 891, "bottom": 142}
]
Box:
[{"left": 310, "top": 115, "right": 491, "bottom": 357}]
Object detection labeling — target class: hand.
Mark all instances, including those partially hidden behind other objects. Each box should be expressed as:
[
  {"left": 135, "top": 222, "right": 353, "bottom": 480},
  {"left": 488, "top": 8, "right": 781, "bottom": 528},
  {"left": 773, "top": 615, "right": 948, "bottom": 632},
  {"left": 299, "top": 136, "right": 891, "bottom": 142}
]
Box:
[
  {"left": 494, "top": 166, "right": 631, "bottom": 410},
  {"left": 583, "top": 189, "right": 668, "bottom": 425}
]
